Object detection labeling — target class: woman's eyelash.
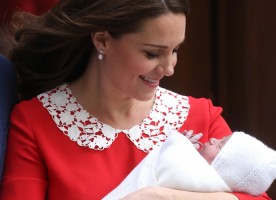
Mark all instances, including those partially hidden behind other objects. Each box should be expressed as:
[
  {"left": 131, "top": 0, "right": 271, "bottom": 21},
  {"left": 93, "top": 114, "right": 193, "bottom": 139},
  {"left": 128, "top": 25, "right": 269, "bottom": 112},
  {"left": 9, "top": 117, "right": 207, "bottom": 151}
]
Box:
[
  {"left": 145, "top": 51, "right": 159, "bottom": 59},
  {"left": 173, "top": 49, "right": 179, "bottom": 53},
  {"left": 145, "top": 49, "right": 178, "bottom": 59}
]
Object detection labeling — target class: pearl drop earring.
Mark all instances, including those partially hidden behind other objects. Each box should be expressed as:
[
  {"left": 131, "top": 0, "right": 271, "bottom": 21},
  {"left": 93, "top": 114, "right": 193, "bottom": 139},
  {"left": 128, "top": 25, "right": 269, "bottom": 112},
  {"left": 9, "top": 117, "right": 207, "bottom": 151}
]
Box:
[{"left": 98, "top": 49, "right": 104, "bottom": 60}]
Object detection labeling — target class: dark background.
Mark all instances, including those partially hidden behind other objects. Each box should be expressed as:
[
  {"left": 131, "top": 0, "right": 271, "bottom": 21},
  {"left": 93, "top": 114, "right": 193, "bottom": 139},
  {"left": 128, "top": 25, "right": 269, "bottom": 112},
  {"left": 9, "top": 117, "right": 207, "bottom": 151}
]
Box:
[{"left": 161, "top": 0, "right": 276, "bottom": 198}]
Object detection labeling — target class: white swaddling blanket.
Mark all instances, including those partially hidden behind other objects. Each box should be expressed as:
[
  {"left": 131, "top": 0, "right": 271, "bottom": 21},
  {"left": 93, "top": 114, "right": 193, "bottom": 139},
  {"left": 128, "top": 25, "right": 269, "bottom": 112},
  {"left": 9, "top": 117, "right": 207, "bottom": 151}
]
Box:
[{"left": 103, "top": 131, "right": 231, "bottom": 200}]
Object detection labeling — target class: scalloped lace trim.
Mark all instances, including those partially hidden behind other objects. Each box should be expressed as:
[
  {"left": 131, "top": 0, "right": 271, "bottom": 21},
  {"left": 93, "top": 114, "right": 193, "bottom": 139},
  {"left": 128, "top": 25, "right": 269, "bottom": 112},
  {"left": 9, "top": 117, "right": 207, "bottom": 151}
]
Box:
[{"left": 37, "top": 84, "right": 190, "bottom": 152}]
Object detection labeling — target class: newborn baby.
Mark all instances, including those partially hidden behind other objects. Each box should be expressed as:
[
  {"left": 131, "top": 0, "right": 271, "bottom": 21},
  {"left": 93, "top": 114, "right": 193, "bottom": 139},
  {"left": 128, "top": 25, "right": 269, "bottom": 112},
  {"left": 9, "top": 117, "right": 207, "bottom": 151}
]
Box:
[{"left": 103, "top": 130, "right": 276, "bottom": 200}]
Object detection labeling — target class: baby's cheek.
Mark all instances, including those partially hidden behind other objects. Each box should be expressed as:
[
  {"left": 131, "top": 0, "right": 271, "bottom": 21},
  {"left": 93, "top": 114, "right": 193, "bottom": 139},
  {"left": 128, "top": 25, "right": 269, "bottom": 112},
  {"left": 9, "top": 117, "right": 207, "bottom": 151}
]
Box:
[{"left": 200, "top": 147, "right": 217, "bottom": 164}]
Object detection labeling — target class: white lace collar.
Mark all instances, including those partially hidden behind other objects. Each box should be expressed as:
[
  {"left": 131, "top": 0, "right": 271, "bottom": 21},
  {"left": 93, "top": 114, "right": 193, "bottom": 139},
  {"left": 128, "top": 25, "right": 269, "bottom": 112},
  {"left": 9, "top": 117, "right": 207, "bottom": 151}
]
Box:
[{"left": 37, "top": 84, "right": 190, "bottom": 152}]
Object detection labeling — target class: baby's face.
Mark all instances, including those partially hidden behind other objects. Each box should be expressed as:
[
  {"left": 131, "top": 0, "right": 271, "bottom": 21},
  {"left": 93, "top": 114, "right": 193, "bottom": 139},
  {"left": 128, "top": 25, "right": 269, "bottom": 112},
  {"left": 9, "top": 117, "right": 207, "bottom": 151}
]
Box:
[{"left": 199, "top": 135, "right": 231, "bottom": 164}]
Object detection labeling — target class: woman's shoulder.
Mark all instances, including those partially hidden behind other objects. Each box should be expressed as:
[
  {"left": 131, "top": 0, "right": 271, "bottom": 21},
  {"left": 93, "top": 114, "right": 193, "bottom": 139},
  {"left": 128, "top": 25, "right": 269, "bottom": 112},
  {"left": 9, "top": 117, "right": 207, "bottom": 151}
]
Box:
[
  {"left": 159, "top": 87, "right": 223, "bottom": 119},
  {"left": 158, "top": 87, "right": 218, "bottom": 108},
  {"left": 11, "top": 96, "right": 46, "bottom": 120},
  {"left": 188, "top": 96, "right": 218, "bottom": 108},
  {"left": 159, "top": 88, "right": 231, "bottom": 138},
  {"left": 14, "top": 96, "right": 41, "bottom": 109},
  {"left": 13, "top": 83, "right": 66, "bottom": 114}
]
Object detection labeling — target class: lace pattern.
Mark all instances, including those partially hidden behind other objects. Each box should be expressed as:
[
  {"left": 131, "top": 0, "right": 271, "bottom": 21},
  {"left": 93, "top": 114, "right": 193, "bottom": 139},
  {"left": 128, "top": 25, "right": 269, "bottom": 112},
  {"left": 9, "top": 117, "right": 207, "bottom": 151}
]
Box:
[{"left": 38, "top": 84, "right": 190, "bottom": 152}]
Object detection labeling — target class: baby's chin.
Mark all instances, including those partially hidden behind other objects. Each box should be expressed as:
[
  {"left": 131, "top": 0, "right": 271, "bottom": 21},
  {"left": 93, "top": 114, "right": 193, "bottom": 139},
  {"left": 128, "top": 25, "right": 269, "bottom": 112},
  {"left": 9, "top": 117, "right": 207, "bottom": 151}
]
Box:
[
  {"left": 199, "top": 143, "right": 208, "bottom": 151},
  {"left": 198, "top": 147, "right": 214, "bottom": 164}
]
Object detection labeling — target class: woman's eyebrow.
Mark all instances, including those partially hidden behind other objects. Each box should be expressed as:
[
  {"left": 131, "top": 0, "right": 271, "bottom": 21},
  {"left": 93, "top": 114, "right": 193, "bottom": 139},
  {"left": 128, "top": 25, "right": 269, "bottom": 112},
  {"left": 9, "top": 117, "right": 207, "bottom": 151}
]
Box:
[
  {"left": 142, "top": 41, "right": 184, "bottom": 49},
  {"left": 142, "top": 43, "right": 168, "bottom": 48}
]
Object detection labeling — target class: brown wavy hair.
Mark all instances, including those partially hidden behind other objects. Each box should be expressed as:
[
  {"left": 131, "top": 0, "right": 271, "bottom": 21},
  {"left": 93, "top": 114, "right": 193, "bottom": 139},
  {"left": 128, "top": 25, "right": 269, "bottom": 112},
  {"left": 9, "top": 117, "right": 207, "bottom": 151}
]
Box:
[{"left": 10, "top": 0, "right": 190, "bottom": 100}]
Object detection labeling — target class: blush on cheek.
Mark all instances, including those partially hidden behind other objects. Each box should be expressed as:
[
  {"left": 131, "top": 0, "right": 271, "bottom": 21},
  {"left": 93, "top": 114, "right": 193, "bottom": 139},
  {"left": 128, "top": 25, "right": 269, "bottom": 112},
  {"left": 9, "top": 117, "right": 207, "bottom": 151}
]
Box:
[{"left": 199, "top": 147, "right": 216, "bottom": 164}]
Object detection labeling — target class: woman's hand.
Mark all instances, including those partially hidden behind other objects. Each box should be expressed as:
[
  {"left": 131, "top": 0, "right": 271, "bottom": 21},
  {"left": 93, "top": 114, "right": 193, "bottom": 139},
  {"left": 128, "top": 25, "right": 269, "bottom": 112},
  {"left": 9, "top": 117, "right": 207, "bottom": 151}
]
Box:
[
  {"left": 120, "top": 186, "right": 172, "bottom": 200},
  {"left": 120, "top": 186, "right": 239, "bottom": 200},
  {"left": 182, "top": 130, "right": 203, "bottom": 150}
]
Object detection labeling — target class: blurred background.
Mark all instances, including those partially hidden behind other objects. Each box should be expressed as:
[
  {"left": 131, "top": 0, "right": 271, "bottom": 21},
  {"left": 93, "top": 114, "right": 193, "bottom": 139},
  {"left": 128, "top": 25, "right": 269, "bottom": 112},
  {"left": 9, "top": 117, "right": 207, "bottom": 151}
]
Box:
[
  {"left": 162, "top": 1, "right": 276, "bottom": 198},
  {"left": 1, "top": 0, "right": 275, "bottom": 198}
]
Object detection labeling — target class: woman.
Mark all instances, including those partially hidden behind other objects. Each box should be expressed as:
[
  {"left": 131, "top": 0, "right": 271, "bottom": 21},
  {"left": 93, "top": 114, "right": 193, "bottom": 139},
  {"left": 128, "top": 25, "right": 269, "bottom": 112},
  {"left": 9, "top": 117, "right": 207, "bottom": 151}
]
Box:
[{"left": 0, "top": 0, "right": 271, "bottom": 199}]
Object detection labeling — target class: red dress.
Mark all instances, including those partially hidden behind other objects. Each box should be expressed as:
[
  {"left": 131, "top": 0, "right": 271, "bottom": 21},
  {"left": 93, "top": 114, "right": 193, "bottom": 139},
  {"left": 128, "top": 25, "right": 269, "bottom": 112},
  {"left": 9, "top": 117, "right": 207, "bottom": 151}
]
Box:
[{"left": 0, "top": 84, "right": 271, "bottom": 200}]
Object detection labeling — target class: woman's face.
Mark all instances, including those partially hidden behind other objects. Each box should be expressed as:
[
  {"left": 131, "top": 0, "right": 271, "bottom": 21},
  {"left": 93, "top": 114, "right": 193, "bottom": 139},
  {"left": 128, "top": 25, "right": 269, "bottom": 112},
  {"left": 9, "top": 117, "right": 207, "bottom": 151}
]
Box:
[
  {"left": 101, "top": 13, "right": 186, "bottom": 101},
  {"left": 199, "top": 136, "right": 231, "bottom": 164}
]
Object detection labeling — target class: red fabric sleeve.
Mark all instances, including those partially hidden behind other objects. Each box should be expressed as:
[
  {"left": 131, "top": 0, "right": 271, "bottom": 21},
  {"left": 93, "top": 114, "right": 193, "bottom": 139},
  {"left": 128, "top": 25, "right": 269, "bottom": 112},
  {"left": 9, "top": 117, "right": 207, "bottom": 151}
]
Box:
[
  {"left": 0, "top": 104, "right": 47, "bottom": 200},
  {"left": 234, "top": 192, "right": 272, "bottom": 200}
]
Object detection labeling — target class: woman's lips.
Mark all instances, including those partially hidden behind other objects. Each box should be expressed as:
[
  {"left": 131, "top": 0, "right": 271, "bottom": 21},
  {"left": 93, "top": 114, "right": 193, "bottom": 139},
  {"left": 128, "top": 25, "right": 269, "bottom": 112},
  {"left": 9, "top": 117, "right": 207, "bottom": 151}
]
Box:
[
  {"left": 140, "top": 75, "right": 160, "bottom": 87},
  {"left": 140, "top": 75, "right": 159, "bottom": 83}
]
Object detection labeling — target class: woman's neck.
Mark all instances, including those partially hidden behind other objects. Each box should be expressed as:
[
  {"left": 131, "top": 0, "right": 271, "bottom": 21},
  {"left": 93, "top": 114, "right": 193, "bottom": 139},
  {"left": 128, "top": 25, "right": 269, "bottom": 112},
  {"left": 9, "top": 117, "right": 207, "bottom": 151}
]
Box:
[{"left": 69, "top": 72, "right": 155, "bottom": 130}]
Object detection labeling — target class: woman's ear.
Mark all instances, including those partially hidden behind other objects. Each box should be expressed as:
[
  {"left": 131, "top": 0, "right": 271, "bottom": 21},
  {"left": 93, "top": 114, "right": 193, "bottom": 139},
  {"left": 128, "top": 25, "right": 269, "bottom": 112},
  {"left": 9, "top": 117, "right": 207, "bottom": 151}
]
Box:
[{"left": 91, "top": 31, "right": 110, "bottom": 52}]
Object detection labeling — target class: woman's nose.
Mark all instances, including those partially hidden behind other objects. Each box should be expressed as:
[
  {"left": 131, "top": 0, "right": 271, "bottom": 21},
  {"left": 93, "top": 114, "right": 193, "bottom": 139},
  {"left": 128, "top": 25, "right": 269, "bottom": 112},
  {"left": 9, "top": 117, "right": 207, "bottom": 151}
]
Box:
[
  {"left": 155, "top": 58, "right": 176, "bottom": 77},
  {"left": 164, "top": 64, "right": 175, "bottom": 76},
  {"left": 155, "top": 65, "right": 174, "bottom": 76}
]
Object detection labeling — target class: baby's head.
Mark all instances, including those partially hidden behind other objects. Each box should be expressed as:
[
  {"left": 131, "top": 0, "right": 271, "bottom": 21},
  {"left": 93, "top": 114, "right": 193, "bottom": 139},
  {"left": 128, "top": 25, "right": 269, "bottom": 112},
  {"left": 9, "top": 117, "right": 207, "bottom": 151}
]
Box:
[
  {"left": 199, "top": 135, "right": 231, "bottom": 164},
  {"left": 203, "top": 131, "right": 276, "bottom": 196}
]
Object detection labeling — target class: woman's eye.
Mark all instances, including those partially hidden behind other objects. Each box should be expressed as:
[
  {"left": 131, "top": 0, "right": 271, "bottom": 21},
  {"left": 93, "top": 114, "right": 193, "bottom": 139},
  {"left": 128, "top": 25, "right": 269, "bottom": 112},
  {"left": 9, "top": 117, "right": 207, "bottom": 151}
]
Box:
[
  {"left": 173, "top": 48, "right": 179, "bottom": 54},
  {"left": 145, "top": 51, "right": 159, "bottom": 59}
]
